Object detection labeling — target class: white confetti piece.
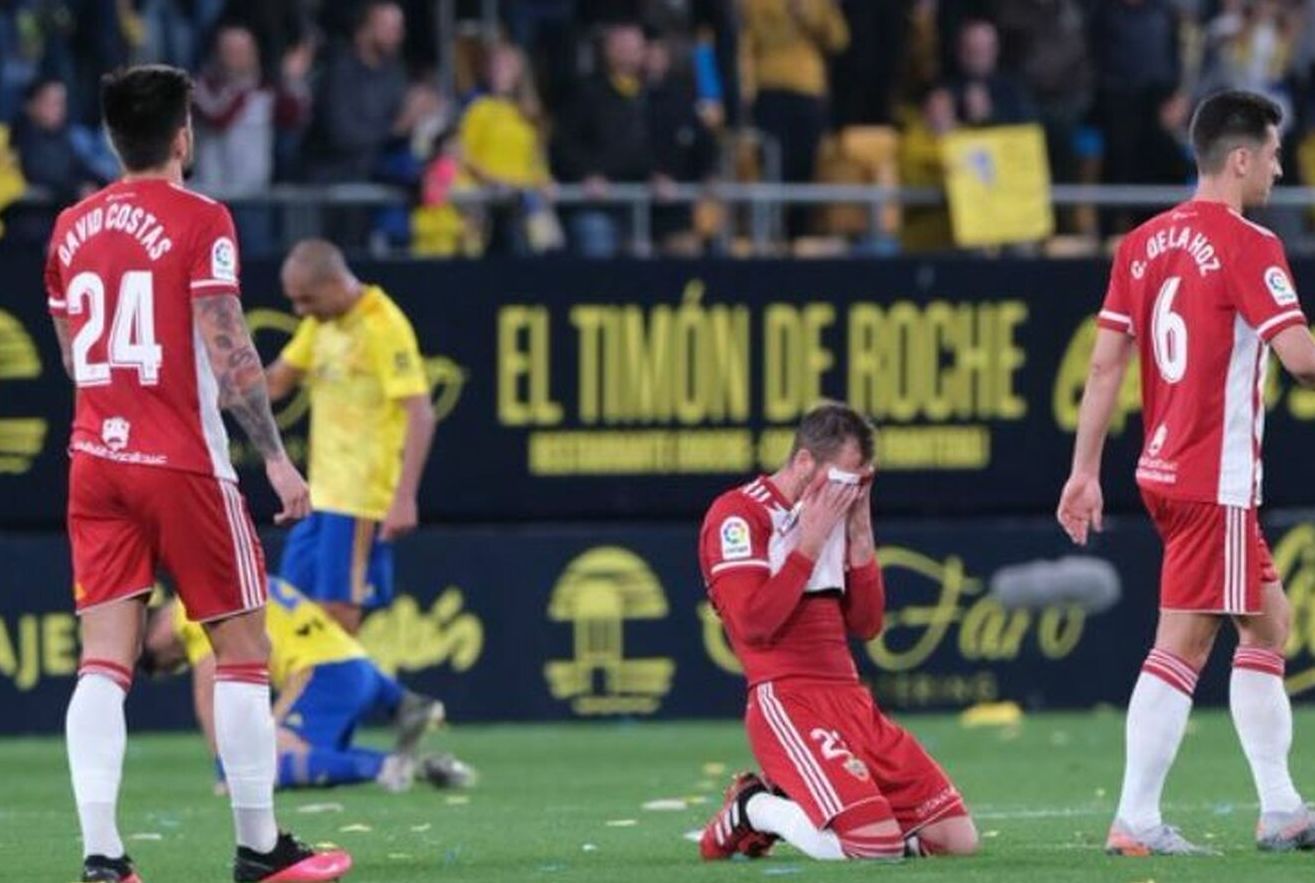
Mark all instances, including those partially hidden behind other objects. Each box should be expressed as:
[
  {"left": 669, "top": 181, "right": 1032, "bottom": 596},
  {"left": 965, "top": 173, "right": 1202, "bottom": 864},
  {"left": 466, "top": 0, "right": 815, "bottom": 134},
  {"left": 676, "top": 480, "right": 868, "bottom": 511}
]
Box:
[
  {"left": 984, "top": 830, "right": 1000, "bottom": 839},
  {"left": 388, "top": 853, "right": 413, "bottom": 860},
  {"left": 642, "top": 799, "right": 687, "bottom": 811},
  {"left": 702, "top": 762, "right": 726, "bottom": 776},
  {"left": 410, "top": 823, "right": 432, "bottom": 833},
  {"left": 686, "top": 796, "right": 709, "bottom": 805},
  {"left": 682, "top": 829, "right": 702, "bottom": 843},
  {"left": 445, "top": 795, "right": 471, "bottom": 806},
  {"left": 128, "top": 833, "right": 162, "bottom": 841},
  {"left": 605, "top": 819, "right": 638, "bottom": 827},
  {"left": 296, "top": 803, "right": 344, "bottom": 814},
  {"left": 313, "top": 842, "right": 341, "bottom": 851},
  {"left": 582, "top": 843, "right": 598, "bottom": 852},
  {"left": 339, "top": 824, "right": 372, "bottom": 833}
]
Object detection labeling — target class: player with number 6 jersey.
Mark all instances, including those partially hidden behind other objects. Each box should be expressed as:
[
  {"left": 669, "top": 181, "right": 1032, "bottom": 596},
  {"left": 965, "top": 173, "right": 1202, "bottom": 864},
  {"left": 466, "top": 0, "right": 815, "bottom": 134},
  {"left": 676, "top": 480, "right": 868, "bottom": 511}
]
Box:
[
  {"left": 45, "top": 65, "right": 349, "bottom": 883},
  {"left": 1059, "top": 90, "right": 1315, "bottom": 857}
]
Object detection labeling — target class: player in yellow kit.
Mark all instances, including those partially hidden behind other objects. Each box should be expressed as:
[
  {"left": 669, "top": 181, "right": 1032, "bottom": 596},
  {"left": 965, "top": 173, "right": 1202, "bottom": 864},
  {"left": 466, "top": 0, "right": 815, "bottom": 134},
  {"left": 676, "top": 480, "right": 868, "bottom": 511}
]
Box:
[
  {"left": 265, "top": 239, "right": 437, "bottom": 634},
  {"left": 142, "top": 577, "right": 475, "bottom": 792}
]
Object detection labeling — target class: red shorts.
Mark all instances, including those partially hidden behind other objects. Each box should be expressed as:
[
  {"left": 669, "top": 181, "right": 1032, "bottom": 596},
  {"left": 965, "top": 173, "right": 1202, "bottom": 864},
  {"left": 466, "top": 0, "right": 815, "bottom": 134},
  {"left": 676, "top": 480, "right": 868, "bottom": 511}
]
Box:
[
  {"left": 68, "top": 454, "right": 267, "bottom": 621},
  {"left": 1141, "top": 490, "right": 1277, "bottom": 616},
  {"left": 746, "top": 680, "right": 966, "bottom": 833}
]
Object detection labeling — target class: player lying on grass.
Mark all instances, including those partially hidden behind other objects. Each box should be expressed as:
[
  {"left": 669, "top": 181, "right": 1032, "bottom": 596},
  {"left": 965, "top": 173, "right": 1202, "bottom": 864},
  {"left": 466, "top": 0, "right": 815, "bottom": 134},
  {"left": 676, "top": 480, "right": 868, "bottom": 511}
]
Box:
[
  {"left": 696, "top": 402, "right": 978, "bottom": 861},
  {"left": 142, "top": 577, "right": 476, "bottom": 793},
  {"left": 1059, "top": 89, "right": 1315, "bottom": 856}
]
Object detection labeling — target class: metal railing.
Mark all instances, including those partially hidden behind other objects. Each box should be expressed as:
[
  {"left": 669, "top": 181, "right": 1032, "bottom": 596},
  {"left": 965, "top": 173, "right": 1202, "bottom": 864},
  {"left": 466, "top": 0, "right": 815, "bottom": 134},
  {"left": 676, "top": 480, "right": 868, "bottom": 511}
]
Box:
[{"left": 13, "top": 182, "right": 1315, "bottom": 256}]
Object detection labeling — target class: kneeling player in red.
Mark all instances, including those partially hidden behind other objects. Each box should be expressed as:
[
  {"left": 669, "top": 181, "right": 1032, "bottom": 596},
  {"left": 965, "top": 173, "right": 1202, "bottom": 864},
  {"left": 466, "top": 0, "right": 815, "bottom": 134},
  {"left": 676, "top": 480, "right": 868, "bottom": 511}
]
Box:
[{"left": 696, "top": 403, "right": 978, "bottom": 861}]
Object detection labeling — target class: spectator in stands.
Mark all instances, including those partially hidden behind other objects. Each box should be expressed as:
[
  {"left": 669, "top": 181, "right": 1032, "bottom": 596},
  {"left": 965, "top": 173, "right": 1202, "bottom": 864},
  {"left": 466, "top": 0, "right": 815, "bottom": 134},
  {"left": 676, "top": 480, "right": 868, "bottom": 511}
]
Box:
[
  {"left": 193, "top": 24, "right": 312, "bottom": 196},
  {"left": 992, "top": 0, "right": 1093, "bottom": 184},
  {"left": 136, "top": 0, "right": 226, "bottom": 70},
  {"left": 898, "top": 85, "right": 957, "bottom": 252},
  {"left": 941, "top": 18, "right": 1035, "bottom": 127},
  {"left": 741, "top": 0, "right": 849, "bottom": 237},
  {"left": 9, "top": 77, "right": 105, "bottom": 242},
  {"left": 1198, "top": 0, "right": 1299, "bottom": 129},
  {"left": 459, "top": 41, "right": 555, "bottom": 254},
  {"left": 302, "top": 0, "right": 435, "bottom": 184},
  {"left": 1091, "top": 0, "right": 1183, "bottom": 224},
  {"left": 193, "top": 23, "right": 312, "bottom": 255},
  {"left": 644, "top": 31, "right": 720, "bottom": 253},
  {"left": 550, "top": 22, "right": 655, "bottom": 256},
  {"left": 829, "top": 0, "right": 908, "bottom": 127}
]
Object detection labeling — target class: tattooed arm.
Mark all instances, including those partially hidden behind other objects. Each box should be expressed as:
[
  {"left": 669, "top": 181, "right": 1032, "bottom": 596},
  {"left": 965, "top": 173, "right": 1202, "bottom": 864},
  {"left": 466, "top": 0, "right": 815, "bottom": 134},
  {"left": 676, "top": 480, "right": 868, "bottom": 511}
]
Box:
[
  {"left": 194, "top": 294, "right": 285, "bottom": 457},
  {"left": 194, "top": 294, "right": 310, "bottom": 523}
]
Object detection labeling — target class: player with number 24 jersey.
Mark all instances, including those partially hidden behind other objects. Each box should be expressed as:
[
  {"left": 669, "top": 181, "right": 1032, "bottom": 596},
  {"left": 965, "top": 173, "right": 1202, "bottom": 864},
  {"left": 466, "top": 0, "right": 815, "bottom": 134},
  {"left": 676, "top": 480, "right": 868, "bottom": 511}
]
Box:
[{"left": 45, "top": 179, "right": 267, "bottom": 621}]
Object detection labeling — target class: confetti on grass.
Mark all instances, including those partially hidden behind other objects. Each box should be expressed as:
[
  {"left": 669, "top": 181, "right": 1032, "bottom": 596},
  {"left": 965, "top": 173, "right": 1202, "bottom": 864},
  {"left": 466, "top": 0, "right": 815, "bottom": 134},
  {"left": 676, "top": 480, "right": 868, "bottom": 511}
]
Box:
[
  {"left": 296, "top": 803, "right": 343, "bottom": 814},
  {"left": 446, "top": 795, "right": 471, "bottom": 806},
  {"left": 582, "top": 843, "right": 598, "bottom": 852},
  {"left": 606, "top": 819, "right": 638, "bottom": 827},
  {"left": 642, "top": 799, "right": 687, "bottom": 811},
  {"left": 128, "top": 833, "right": 162, "bottom": 841},
  {"left": 338, "top": 824, "right": 372, "bottom": 833},
  {"left": 702, "top": 762, "right": 726, "bottom": 776},
  {"left": 410, "top": 823, "right": 432, "bottom": 833}
]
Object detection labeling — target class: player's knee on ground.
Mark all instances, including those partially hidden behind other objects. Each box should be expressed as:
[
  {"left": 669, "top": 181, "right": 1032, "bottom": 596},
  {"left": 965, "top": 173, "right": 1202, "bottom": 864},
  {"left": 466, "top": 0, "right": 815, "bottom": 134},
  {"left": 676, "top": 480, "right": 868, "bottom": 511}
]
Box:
[
  {"left": 831, "top": 801, "right": 904, "bottom": 860},
  {"left": 916, "top": 814, "right": 979, "bottom": 856}
]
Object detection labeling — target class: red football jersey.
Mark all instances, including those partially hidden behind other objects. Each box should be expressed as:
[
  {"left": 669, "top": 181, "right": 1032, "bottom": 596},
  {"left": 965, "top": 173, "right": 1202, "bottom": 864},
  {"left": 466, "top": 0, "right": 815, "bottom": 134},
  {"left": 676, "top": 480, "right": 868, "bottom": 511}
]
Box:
[
  {"left": 1098, "top": 200, "right": 1308, "bottom": 507},
  {"left": 698, "top": 476, "right": 861, "bottom": 687},
  {"left": 45, "top": 179, "right": 242, "bottom": 481}
]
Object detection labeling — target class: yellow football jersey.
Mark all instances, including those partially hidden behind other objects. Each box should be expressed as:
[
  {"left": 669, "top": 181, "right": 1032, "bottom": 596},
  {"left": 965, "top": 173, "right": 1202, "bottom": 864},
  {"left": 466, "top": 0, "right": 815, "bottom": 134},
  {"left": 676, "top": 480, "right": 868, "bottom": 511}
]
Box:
[
  {"left": 173, "top": 580, "right": 366, "bottom": 691},
  {"left": 280, "top": 285, "right": 429, "bottom": 520}
]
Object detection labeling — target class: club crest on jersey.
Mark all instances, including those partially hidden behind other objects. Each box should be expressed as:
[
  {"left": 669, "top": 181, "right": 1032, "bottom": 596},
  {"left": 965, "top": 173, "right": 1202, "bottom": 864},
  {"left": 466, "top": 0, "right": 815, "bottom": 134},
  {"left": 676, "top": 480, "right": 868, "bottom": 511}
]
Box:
[
  {"left": 1265, "top": 266, "right": 1298, "bottom": 307},
  {"left": 720, "top": 516, "right": 751, "bottom": 560},
  {"left": 211, "top": 237, "right": 237, "bottom": 282},
  {"left": 101, "top": 417, "right": 130, "bottom": 452},
  {"left": 844, "top": 757, "right": 871, "bottom": 781}
]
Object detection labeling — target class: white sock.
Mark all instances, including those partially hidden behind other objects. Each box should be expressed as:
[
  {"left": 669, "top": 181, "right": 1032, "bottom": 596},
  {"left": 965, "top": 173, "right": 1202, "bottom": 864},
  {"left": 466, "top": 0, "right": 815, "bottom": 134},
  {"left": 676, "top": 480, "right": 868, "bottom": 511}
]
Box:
[
  {"left": 1114, "top": 649, "right": 1198, "bottom": 831},
  {"left": 214, "top": 666, "right": 279, "bottom": 853},
  {"left": 1232, "top": 648, "right": 1303, "bottom": 814},
  {"left": 67, "top": 666, "right": 130, "bottom": 858},
  {"left": 746, "top": 792, "right": 845, "bottom": 860}
]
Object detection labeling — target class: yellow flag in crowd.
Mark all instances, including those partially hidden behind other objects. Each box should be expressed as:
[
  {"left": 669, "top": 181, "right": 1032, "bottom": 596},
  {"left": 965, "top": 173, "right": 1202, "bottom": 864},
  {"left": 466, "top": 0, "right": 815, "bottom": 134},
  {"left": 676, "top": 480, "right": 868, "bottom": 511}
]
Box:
[{"left": 942, "top": 124, "right": 1053, "bottom": 247}]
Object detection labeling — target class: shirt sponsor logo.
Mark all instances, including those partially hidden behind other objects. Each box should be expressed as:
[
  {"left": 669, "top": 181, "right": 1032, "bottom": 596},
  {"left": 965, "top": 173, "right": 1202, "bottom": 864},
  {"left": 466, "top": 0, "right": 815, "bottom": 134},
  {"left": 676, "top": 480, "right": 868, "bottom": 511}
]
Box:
[
  {"left": 211, "top": 237, "right": 237, "bottom": 282},
  {"left": 719, "top": 516, "right": 751, "bottom": 560},
  {"left": 1265, "top": 265, "right": 1298, "bottom": 307}
]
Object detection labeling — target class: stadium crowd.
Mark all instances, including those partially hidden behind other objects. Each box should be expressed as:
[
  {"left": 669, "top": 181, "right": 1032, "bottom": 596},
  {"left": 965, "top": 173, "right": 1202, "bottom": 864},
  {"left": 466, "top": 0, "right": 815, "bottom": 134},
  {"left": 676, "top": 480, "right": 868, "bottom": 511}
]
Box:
[{"left": 4, "top": 0, "right": 1315, "bottom": 256}]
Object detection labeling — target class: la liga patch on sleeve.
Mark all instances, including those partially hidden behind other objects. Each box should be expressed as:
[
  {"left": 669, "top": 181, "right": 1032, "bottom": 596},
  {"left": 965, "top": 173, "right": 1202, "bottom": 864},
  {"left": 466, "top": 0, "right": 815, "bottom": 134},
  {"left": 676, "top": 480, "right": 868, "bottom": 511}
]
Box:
[
  {"left": 1265, "top": 265, "right": 1297, "bottom": 307},
  {"left": 211, "top": 237, "right": 237, "bottom": 282},
  {"left": 719, "top": 516, "right": 751, "bottom": 560}
]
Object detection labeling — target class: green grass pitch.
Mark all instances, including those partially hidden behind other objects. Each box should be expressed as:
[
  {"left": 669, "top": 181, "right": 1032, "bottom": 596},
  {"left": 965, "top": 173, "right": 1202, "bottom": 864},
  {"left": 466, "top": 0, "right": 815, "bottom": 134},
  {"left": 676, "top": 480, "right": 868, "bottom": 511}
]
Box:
[{"left": 7, "top": 708, "right": 1315, "bottom": 881}]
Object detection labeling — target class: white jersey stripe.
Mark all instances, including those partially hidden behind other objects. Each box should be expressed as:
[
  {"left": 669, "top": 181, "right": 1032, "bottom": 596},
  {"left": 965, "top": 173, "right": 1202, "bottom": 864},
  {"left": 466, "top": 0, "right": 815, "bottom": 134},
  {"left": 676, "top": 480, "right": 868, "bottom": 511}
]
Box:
[
  {"left": 1257, "top": 309, "right": 1305, "bottom": 338},
  {"left": 710, "top": 560, "right": 771, "bottom": 575},
  {"left": 1236, "top": 509, "right": 1247, "bottom": 613},
  {"left": 219, "top": 482, "right": 258, "bottom": 608},
  {"left": 757, "top": 684, "right": 843, "bottom": 818},
  {"left": 1223, "top": 508, "right": 1234, "bottom": 615},
  {"left": 222, "top": 482, "right": 263, "bottom": 609},
  {"left": 189, "top": 279, "right": 239, "bottom": 290},
  {"left": 192, "top": 325, "right": 237, "bottom": 482},
  {"left": 1099, "top": 310, "right": 1133, "bottom": 326},
  {"left": 1218, "top": 316, "right": 1260, "bottom": 507},
  {"left": 225, "top": 483, "right": 259, "bottom": 609}
]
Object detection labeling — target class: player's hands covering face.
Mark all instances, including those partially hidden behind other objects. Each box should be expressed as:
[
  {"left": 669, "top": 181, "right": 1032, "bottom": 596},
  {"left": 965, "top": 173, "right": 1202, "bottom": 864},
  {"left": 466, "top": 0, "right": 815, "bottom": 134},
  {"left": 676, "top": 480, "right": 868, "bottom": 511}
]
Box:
[{"left": 797, "top": 471, "right": 862, "bottom": 559}]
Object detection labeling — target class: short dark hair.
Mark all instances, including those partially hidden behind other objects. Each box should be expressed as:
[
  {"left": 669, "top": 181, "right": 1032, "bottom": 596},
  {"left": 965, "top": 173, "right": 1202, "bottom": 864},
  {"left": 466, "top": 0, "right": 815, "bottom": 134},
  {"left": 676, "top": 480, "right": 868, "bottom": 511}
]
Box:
[
  {"left": 23, "top": 76, "right": 64, "bottom": 104},
  {"left": 100, "top": 65, "right": 192, "bottom": 172},
  {"left": 1190, "top": 90, "right": 1282, "bottom": 173},
  {"left": 789, "top": 401, "right": 876, "bottom": 465}
]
